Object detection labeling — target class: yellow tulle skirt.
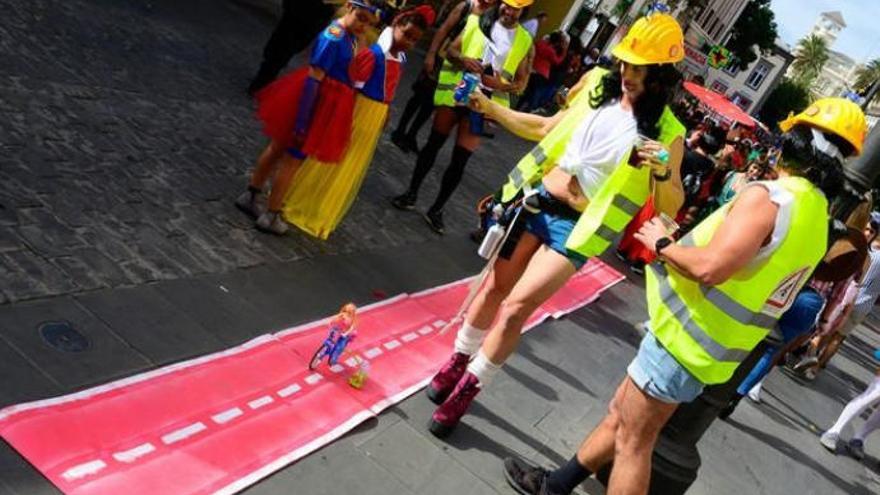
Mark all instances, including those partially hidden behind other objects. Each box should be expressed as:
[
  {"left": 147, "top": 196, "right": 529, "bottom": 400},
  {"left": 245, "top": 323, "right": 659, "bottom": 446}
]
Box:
[{"left": 282, "top": 95, "right": 389, "bottom": 239}]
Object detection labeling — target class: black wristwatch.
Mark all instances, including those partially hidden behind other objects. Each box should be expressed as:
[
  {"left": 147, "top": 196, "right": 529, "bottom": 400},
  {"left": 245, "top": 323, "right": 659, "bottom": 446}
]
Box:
[
  {"left": 655, "top": 237, "right": 673, "bottom": 256},
  {"left": 652, "top": 168, "right": 672, "bottom": 182}
]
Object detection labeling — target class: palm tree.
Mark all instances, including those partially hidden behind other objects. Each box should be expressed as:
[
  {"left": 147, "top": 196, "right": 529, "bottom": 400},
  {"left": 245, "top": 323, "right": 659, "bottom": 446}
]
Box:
[
  {"left": 791, "top": 34, "right": 829, "bottom": 87},
  {"left": 854, "top": 59, "right": 880, "bottom": 105}
]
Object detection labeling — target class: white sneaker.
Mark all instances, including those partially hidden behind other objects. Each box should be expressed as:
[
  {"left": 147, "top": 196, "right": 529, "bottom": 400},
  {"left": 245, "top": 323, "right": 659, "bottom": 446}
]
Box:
[
  {"left": 793, "top": 355, "right": 819, "bottom": 372},
  {"left": 820, "top": 431, "right": 839, "bottom": 452},
  {"left": 235, "top": 190, "right": 267, "bottom": 218},
  {"left": 747, "top": 383, "right": 762, "bottom": 403},
  {"left": 255, "top": 211, "right": 289, "bottom": 235}
]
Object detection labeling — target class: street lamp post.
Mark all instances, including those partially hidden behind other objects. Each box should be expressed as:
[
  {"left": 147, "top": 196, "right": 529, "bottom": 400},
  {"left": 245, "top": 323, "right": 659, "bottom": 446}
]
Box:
[{"left": 597, "top": 128, "right": 880, "bottom": 494}]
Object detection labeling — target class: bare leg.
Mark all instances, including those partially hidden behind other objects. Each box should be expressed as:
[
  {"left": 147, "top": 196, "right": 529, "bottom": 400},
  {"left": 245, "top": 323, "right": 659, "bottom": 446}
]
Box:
[
  {"left": 249, "top": 140, "right": 285, "bottom": 190},
  {"left": 480, "top": 245, "right": 577, "bottom": 365},
  {"left": 267, "top": 153, "right": 303, "bottom": 211},
  {"left": 607, "top": 377, "right": 678, "bottom": 495},
  {"left": 574, "top": 380, "right": 628, "bottom": 472},
  {"left": 466, "top": 232, "right": 542, "bottom": 330}
]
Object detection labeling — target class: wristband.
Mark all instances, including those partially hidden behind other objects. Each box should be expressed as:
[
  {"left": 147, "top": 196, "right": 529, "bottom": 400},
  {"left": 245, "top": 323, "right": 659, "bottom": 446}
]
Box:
[{"left": 652, "top": 168, "right": 672, "bottom": 182}]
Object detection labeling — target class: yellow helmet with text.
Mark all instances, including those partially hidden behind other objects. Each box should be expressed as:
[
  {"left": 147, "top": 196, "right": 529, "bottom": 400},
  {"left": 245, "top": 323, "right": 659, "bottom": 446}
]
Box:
[
  {"left": 501, "top": 0, "right": 533, "bottom": 8},
  {"left": 611, "top": 13, "right": 684, "bottom": 65},
  {"left": 779, "top": 97, "right": 868, "bottom": 156}
]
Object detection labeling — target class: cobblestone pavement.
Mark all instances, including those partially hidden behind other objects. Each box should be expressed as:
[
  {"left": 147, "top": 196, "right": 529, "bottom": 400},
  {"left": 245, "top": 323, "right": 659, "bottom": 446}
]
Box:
[{"left": 0, "top": 0, "right": 530, "bottom": 304}]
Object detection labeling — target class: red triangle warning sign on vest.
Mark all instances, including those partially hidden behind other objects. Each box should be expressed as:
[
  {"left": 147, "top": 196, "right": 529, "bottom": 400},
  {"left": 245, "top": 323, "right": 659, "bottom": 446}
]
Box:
[{"left": 767, "top": 268, "right": 809, "bottom": 311}]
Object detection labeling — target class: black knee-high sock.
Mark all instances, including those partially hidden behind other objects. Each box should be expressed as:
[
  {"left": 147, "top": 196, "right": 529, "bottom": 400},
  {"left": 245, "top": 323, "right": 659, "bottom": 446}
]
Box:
[
  {"left": 408, "top": 130, "right": 449, "bottom": 194},
  {"left": 429, "top": 145, "right": 472, "bottom": 213},
  {"left": 394, "top": 93, "right": 422, "bottom": 136},
  {"left": 546, "top": 456, "right": 593, "bottom": 494}
]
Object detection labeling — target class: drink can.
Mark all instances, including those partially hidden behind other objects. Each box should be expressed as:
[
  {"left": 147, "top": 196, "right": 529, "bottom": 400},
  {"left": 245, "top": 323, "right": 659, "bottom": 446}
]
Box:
[{"left": 454, "top": 73, "right": 480, "bottom": 104}]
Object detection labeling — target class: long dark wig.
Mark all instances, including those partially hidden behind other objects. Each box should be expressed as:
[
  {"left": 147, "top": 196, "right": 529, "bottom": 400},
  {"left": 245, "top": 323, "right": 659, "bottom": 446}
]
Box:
[
  {"left": 588, "top": 64, "right": 682, "bottom": 140},
  {"left": 778, "top": 124, "right": 849, "bottom": 198}
]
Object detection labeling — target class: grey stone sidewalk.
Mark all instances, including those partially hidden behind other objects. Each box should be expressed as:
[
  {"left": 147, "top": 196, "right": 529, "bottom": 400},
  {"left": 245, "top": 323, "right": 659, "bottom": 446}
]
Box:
[{"left": 1, "top": 1, "right": 879, "bottom": 494}]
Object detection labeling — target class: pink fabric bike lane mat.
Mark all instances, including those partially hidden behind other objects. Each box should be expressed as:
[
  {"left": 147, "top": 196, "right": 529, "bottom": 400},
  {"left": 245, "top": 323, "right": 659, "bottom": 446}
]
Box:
[{"left": 0, "top": 259, "right": 624, "bottom": 495}]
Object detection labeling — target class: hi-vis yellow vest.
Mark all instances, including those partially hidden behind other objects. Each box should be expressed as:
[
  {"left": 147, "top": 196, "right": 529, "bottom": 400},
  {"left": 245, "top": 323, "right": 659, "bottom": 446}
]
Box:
[
  {"left": 500, "top": 67, "right": 686, "bottom": 257},
  {"left": 647, "top": 176, "right": 829, "bottom": 385},
  {"left": 434, "top": 15, "right": 533, "bottom": 108}
]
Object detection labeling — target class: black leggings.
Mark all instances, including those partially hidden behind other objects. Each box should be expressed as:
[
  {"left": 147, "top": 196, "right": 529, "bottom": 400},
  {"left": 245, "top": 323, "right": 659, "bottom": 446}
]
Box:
[{"left": 394, "top": 73, "right": 436, "bottom": 139}]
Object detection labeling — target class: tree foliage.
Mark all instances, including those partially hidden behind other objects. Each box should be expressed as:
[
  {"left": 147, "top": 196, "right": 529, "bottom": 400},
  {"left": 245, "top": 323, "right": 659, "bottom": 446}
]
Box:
[
  {"left": 758, "top": 78, "right": 811, "bottom": 129},
  {"left": 726, "top": 0, "right": 778, "bottom": 71},
  {"left": 790, "top": 34, "right": 829, "bottom": 87},
  {"left": 854, "top": 59, "right": 880, "bottom": 104}
]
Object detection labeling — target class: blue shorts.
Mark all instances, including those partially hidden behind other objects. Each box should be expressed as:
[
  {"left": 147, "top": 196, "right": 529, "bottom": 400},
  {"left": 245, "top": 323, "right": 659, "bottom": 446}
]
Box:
[
  {"left": 500, "top": 186, "right": 588, "bottom": 270},
  {"left": 523, "top": 209, "right": 588, "bottom": 269},
  {"left": 627, "top": 332, "right": 705, "bottom": 404}
]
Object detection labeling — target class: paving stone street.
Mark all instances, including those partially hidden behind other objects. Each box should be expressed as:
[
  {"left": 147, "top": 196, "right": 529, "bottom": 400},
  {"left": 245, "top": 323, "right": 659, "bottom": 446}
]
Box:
[{"left": 0, "top": 1, "right": 879, "bottom": 494}]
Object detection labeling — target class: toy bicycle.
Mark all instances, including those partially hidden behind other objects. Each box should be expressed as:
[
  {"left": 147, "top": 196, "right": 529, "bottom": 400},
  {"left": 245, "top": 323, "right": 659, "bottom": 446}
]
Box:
[{"left": 309, "top": 303, "right": 358, "bottom": 371}]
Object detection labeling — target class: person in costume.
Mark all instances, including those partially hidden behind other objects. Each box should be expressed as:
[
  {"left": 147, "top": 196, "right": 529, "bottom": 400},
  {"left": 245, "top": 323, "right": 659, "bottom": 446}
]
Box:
[
  {"left": 423, "top": 11, "right": 688, "bottom": 439},
  {"left": 391, "top": 0, "right": 534, "bottom": 235},
  {"left": 235, "top": 1, "right": 382, "bottom": 235},
  {"left": 281, "top": 6, "right": 436, "bottom": 239},
  {"left": 390, "top": 0, "right": 499, "bottom": 154},
  {"left": 502, "top": 97, "right": 865, "bottom": 495}
]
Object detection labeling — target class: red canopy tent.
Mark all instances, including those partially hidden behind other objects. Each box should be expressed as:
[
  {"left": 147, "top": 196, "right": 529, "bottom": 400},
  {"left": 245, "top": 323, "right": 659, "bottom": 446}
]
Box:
[{"left": 683, "top": 81, "right": 756, "bottom": 128}]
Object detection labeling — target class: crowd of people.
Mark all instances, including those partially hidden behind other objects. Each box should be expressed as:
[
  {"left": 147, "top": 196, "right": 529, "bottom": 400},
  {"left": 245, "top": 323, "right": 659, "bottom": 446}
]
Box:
[{"left": 239, "top": 2, "right": 877, "bottom": 494}]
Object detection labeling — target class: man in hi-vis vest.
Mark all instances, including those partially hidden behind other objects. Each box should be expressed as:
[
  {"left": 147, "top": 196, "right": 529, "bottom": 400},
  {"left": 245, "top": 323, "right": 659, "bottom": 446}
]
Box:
[
  {"left": 503, "top": 99, "right": 867, "bottom": 495},
  {"left": 423, "top": 12, "right": 688, "bottom": 439}
]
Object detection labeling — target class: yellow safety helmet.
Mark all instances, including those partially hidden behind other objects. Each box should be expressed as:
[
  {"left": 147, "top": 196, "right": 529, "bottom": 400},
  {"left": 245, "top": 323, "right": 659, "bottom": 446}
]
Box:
[
  {"left": 611, "top": 13, "right": 684, "bottom": 65},
  {"left": 502, "top": 0, "right": 533, "bottom": 8},
  {"left": 779, "top": 97, "right": 868, "bottom": 156}
]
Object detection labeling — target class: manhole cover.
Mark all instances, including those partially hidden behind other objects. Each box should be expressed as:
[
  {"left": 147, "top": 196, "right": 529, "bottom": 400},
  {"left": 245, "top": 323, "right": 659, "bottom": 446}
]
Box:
[{"left": 39, "top": 321, "right": 90, "bottom": 353}]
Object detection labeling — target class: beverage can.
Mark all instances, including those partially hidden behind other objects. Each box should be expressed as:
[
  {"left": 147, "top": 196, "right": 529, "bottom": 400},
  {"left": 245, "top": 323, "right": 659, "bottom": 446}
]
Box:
[{"left": 454, "top": 73, "right": 480, "bottom": 105}]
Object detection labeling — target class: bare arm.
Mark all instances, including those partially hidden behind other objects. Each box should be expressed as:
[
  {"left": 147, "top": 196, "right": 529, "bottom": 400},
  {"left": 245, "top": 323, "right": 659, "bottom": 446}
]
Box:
[
  {"left": 425, "top": 2, "right": 467, "bottom": 73},
  {"left": 652, "top": 137, "right": 685, "bottom": 216},
  {"left": 469, "top": 90, "right": 568, "bottom": 142},
  {"left": 636, "top": 185, "right": 778, "bottom": 285}
]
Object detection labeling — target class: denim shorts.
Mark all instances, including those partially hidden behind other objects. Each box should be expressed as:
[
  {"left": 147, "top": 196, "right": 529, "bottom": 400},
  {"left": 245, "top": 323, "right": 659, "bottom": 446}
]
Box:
[
  {"left": 500, "top": 185, "right": 588, "bottom": 270},
  {"left": 627, "top": 331, "right": 705, "bottom": 404}
]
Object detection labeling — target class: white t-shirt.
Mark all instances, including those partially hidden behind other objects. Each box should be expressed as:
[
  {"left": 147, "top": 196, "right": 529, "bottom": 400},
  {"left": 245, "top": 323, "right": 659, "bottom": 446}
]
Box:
[
  {"left": 522, "top": 19, "right": 539, "bottom": 38},
  {"left": 558, "top": 101, "right": 638, "bottom": 198},
  {"left": 483, "top": 22, "right": 517, "bottom": 73}
]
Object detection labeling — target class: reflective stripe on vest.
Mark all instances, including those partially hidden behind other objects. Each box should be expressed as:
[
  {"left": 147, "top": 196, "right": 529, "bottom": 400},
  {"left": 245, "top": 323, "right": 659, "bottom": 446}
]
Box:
[
  {"left": 647, "top": 176, "right": 829, "bottom": 385},
  {"left": 650, "top": 263, "right": 760, "bottom": 363},
  {"left": 563, "top": 105, "right": 686, "bottom": 257},
  {"left": 434, "top": 19, "right": 532, "bottom": 108},
  {"left": 500, "top": 68, "right": 610, "bottom": 202}
]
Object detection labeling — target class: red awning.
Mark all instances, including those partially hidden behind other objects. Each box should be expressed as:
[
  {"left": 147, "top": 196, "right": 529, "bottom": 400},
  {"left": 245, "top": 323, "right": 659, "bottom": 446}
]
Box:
[{"left": 683, "top": 81, "right": 756, "bottom": 128}]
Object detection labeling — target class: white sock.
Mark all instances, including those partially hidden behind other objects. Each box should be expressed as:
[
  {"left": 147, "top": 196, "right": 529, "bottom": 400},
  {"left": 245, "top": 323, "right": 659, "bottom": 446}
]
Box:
[
  {"left": 454, "top": 322, "right": 488, "bottom": 356},
  {"left": 468, "top": 350, "right": 502, "bottom": 386}
]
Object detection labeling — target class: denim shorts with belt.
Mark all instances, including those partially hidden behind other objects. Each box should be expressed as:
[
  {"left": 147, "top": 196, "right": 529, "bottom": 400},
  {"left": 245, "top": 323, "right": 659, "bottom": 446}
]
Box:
[{"left": 498, "top": 184, "right": 588, "bottom": 270}]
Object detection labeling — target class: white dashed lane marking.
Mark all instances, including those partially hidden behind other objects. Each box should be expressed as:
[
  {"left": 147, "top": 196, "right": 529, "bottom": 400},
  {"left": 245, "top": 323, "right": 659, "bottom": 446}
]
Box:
[
  {"left": 248, "top": 396, "right": 274, "bottom": 410},
  {"left": 212, "top": 408, "right": 243, "bottom": 425},
  {"left": 162, "top": 422, "right": 207, "bottom": 445},
  {"left": 62, "top": 460, "right": 107, "bottom": 481},
  {"left": 278, "top": 384, "right": 301, "bottom": 398},
  {"left": 113, "top": 443, "right": 156, "bottom": 463}
]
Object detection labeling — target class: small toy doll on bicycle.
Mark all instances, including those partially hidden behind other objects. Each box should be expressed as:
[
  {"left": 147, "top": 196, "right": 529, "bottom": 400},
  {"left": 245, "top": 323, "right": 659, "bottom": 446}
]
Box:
[{"left": 308, "top": 303, "right": 371, "bottom": 389}]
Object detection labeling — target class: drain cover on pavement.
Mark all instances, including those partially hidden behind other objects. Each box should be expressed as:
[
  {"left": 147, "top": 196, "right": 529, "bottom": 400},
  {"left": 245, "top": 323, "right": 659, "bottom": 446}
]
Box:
[{"left": 39, "top": 321, "right": 90, "bottom": 352}]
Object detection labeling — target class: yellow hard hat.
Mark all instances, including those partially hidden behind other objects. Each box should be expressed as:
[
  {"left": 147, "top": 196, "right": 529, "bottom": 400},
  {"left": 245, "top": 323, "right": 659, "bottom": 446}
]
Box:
[
  {"left": 779, "top": 97, "right": 868, "bottom": 156},
  {"left": 612, "top": 13, "right": 684, "bottom": 65},
  {"left": 502, "top": 0, "right": 533, "bottom": 8}
]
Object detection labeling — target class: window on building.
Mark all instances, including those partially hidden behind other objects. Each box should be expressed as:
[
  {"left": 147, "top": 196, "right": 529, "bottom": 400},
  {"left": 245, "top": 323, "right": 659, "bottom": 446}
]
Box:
[
  {"left": 745, "top": 60, "right": 773, "bottom": 90},
  {"left": 724, "top": 57, "right": 740, "bottom": 76},
  {"left": 730, "top": 92, "right": 753, "bottom": 111},
  {"left": 710, "top": 79, "right": 729, "bottom": 94}
]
